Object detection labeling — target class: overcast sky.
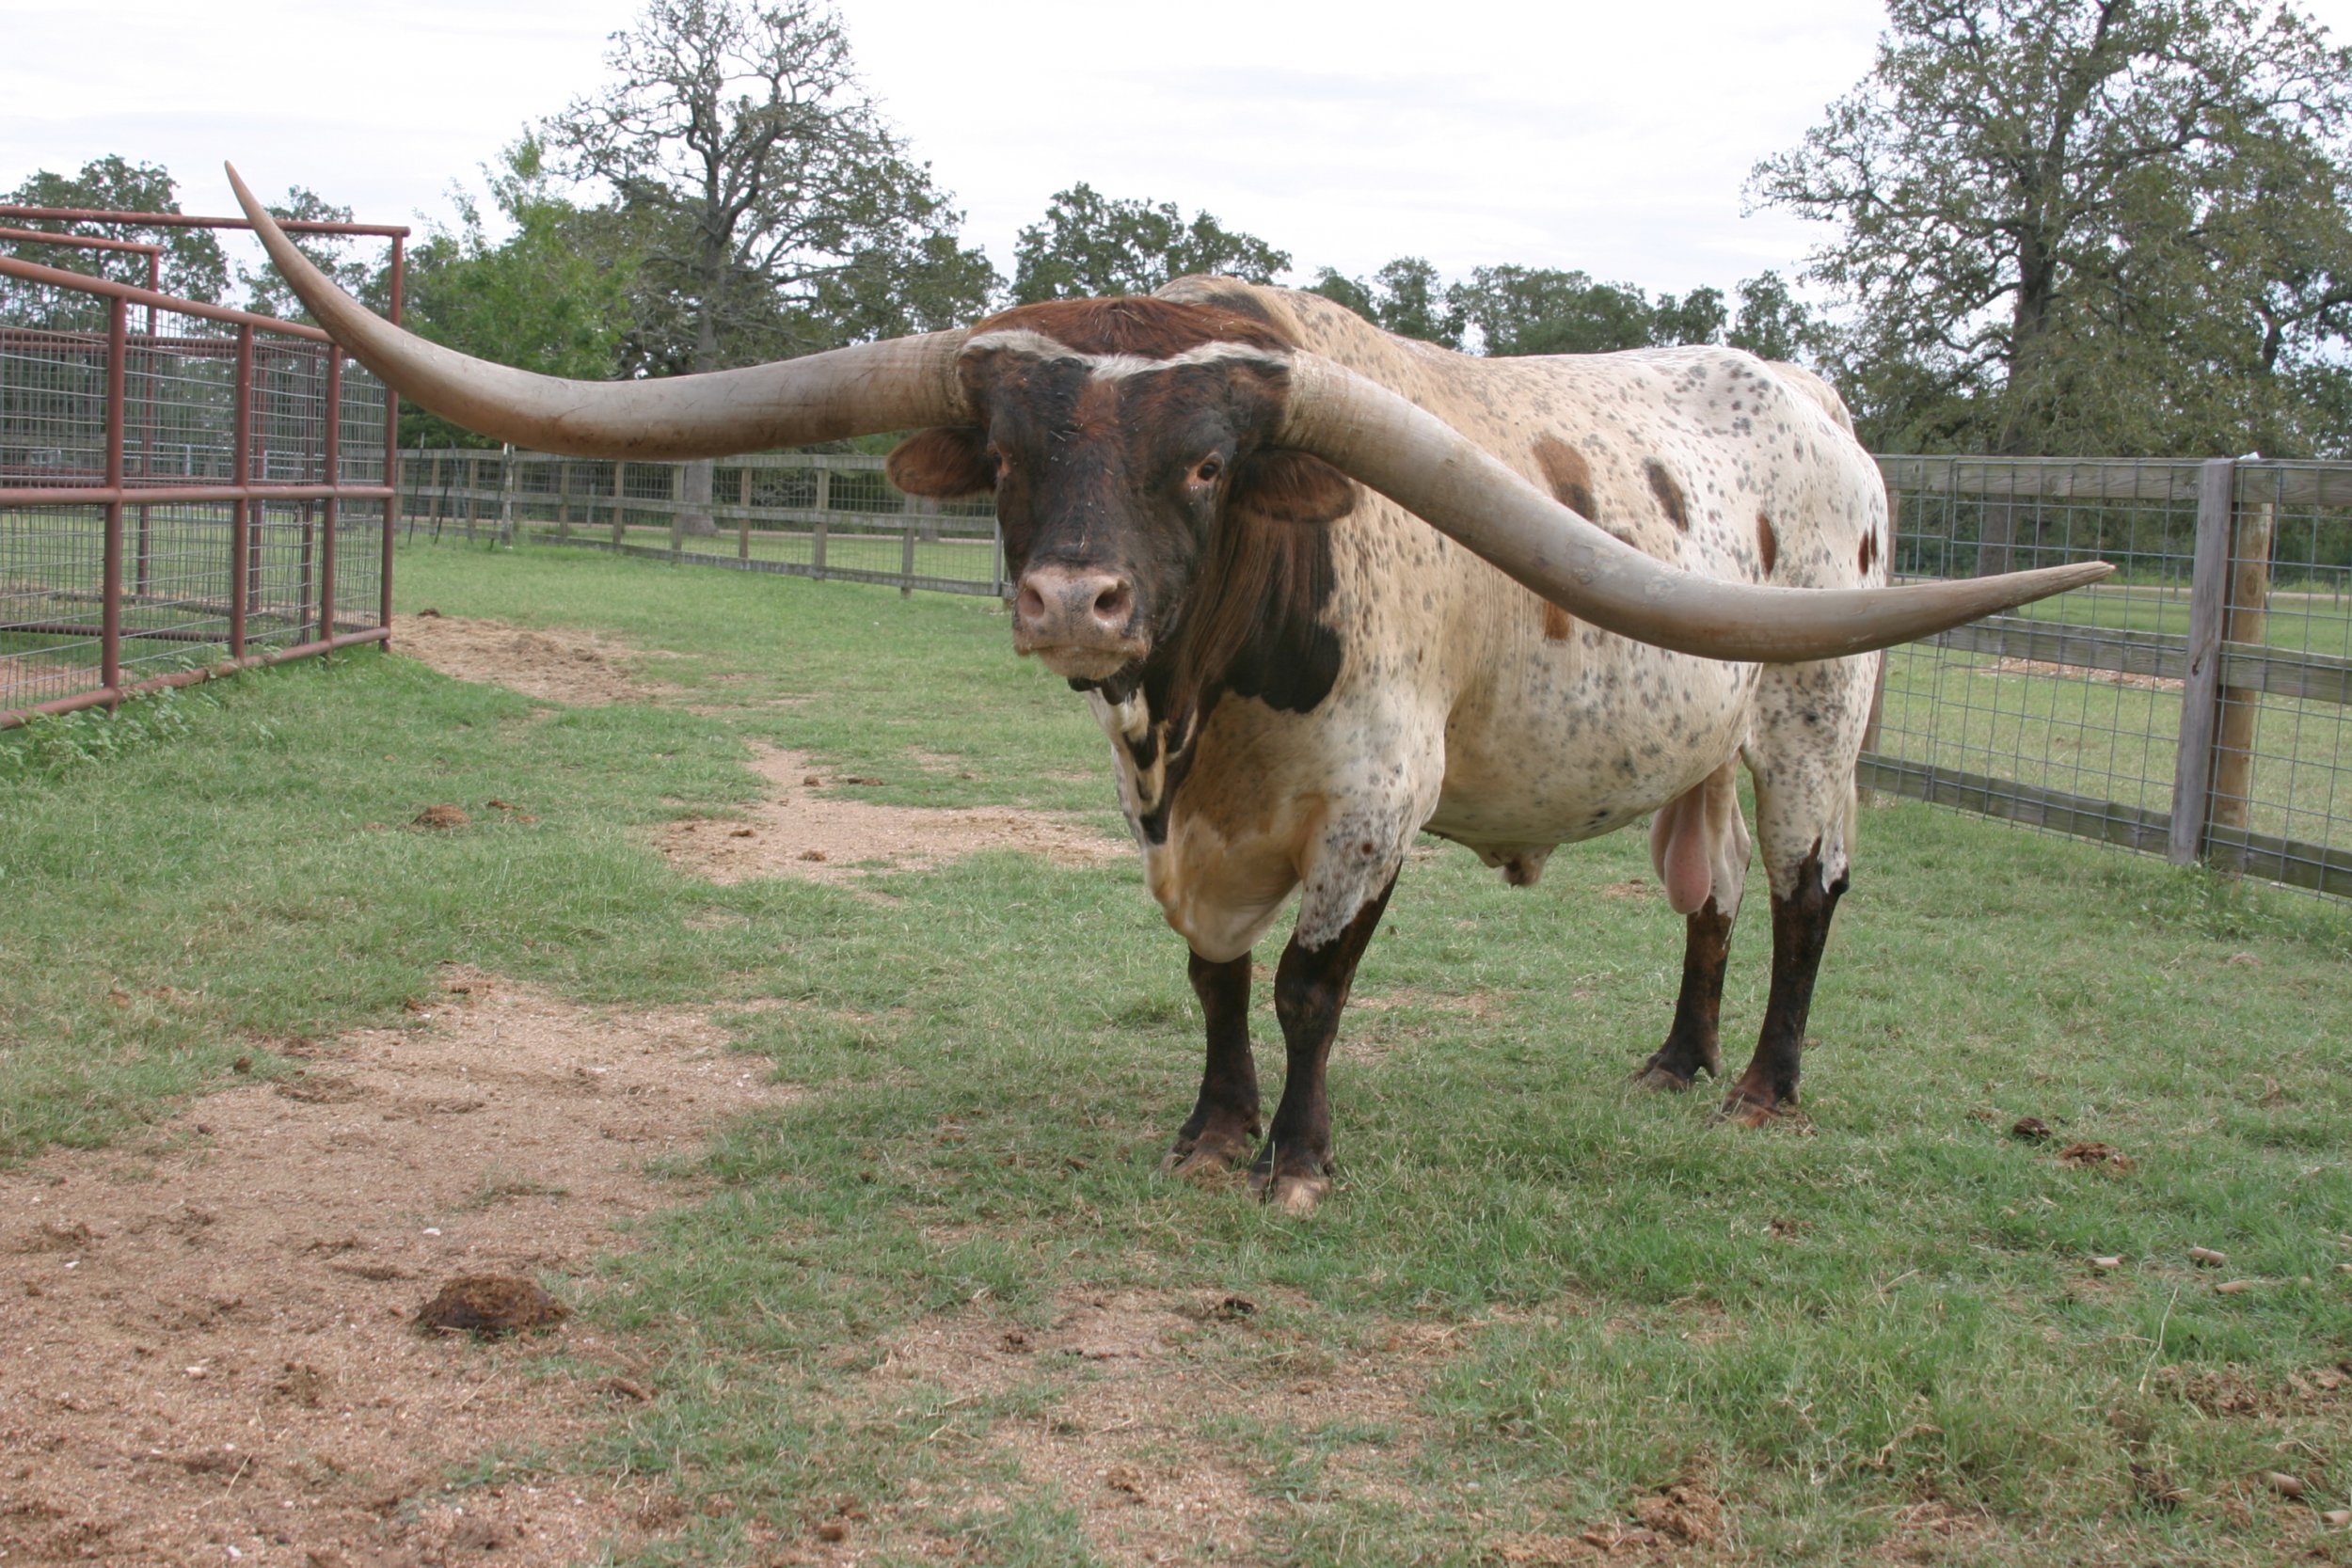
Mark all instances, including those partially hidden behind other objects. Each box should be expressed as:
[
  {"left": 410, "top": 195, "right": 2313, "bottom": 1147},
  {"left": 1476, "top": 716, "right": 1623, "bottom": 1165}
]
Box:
[{"left": 6, "top": 0, "right": 2350, "bottom": 302}]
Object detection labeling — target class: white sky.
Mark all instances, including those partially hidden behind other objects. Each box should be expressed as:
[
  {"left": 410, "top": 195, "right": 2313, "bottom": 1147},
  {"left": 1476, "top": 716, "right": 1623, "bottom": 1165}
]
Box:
[{"left": 6, "top": 0, "right": 2351, "bottom": 302}]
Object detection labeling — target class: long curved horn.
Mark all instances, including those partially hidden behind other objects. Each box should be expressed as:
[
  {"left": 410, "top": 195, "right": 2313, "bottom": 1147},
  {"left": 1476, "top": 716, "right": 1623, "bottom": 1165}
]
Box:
[
  {"left": 1277, "top": 355, "right": 2111, "bottom": 663},
  {"left": 227, "top": 165, "right": 969, "bottom": 458}
]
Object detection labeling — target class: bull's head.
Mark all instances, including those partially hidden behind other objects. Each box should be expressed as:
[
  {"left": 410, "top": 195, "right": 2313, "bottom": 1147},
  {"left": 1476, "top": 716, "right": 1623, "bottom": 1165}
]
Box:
[
  {"left": 229, "top": 165, "right": 2106, "bottom": 666},
  {"left": 883, "top": 302, "right": 1356, "bottom": 692}
]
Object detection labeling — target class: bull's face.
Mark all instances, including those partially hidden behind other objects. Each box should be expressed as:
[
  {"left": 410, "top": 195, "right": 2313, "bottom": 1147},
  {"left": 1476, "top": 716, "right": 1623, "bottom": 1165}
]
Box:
[{"left": 887, "top": 300, "right": 1355, "bottom": 692}]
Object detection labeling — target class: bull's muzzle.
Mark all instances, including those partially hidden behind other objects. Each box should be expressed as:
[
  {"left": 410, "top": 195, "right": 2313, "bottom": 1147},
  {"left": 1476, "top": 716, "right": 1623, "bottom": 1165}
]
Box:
[{"left": 1012, "top": 563, "right": 1147, "bottom": 680}]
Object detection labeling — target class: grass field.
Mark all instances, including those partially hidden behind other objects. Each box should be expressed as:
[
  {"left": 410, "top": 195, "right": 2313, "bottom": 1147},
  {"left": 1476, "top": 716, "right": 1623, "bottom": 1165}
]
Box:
[{"left": 4, "top": 541, "right": 2351, "bottom": 1564}]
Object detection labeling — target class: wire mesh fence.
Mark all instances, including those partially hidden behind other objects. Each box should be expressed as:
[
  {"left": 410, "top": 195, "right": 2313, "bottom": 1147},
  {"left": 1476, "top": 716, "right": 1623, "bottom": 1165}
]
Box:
[
  {"left": 1869, "top": 456, "right": 2352, "bottom": 897},
  {"left": 2, "top": 247, "right": 397, "bottom": 727},
  {"left": 397, "top": 448, "right": 1009, "bottom": 595}
]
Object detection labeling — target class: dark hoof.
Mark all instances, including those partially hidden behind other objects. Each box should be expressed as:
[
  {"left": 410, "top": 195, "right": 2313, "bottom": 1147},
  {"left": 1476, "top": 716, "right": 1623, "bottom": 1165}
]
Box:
[
  {"left": 1633, "top": 1058, "right": 1696, "bottom": 1092},
  {"left": 1162, "top": 1123, "right": 1256, "bottom": 1181},
  {"left": 1713, "top": 1088, "right": 1802, "bottom": 1130},
  {"left": 1248, "top": 1166, "right": 1331, "bottom": 1216}
]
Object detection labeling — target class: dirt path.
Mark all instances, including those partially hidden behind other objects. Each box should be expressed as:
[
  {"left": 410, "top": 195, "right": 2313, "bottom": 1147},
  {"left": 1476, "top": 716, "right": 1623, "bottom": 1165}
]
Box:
[
  {"left": 660, "top": 745, "right": 1126, "bottom": 886},
  {"left": 0, "top": 972, "right": 796, "bottom": 1568},
  {"left": 389, "top": 612, "right": 684, "bottom": 707}
]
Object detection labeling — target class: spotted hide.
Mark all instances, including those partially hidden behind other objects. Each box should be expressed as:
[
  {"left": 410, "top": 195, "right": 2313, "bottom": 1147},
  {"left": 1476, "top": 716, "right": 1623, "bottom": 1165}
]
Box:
[{"left": 885, "top": 279, "right": 1890, "bottom": 1212}]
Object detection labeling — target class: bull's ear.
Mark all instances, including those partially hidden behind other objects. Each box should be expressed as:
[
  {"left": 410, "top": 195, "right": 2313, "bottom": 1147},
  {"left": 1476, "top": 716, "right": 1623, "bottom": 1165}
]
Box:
[
  {"left": 887, "top": 426, "right": 993, "bottom": 498},
  {"left": 1230, "top": 450, "right": 1357, "bottom": 525}
]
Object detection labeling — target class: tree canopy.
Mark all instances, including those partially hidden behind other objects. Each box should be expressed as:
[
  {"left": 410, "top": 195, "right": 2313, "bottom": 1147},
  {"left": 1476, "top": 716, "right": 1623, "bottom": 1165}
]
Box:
[
  {"left": 400, "top": 137, "right": 643, "bottom": 447},
  {"left": 1010, "top": 184, "right": 1290, "bottom": 304},
  {"left": 1, "top": 155, "right": 227, "bottom": 302},
  {"left": 547, "top": 0, "right": 994, "bottom": 379},
  {"left": 1753, "top": 0, "right": 2352, "bottom": 456}
]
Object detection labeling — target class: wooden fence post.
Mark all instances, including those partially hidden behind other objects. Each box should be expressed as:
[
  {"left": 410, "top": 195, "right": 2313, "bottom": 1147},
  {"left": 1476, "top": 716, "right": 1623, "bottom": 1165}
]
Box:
[
  {"left": 611, "top": 463, "right": 627, "bottom": 546},
  {"left": 558, "top": 462, "right": 572, "bottom": 543},
  {"left": 739, "top": 465, "right": 753, "bottom": 562},
  {"left": 813, "top": 464, "right": 830, "bottom": 580},
  {"left": 667, "top": 464, "right": 682, "bottom": 557},
  {"left": 2169, "top": 459, "right": 2237, "bottom": 865},
  {"left": 498, "top": 445, "right": 516, "bottom": 546},
  {"left": 465, "top": 454, "right": 479, "bottom": 539},
  {"left": 2206, "top": 496, "right": 2275, "bottom": 869}
]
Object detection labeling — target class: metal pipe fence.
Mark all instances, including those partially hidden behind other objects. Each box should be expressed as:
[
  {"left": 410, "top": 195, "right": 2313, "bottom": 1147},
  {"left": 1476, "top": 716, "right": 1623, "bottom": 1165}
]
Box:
[{"left": 1, "top": 213, "right": 406, "bottom": 729}]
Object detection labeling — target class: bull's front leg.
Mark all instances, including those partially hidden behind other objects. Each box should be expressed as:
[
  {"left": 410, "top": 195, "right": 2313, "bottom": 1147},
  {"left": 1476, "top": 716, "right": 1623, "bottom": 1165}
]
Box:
[
  {"left": 1165, "top": 951, "right": 1261, "bottom": 1178},
  {"left": 1719, "top": 841, "right": 1848, "bottom": 1127},
  {"left": 1252, "top": 870, "right": 1399, "bottom": 1215}
]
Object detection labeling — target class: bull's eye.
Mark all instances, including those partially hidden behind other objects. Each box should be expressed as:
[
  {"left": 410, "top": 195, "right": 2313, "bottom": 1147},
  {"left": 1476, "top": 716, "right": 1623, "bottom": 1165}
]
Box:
[{"left": 1193, "top": 456, "right": 1223, "bottom": 484}]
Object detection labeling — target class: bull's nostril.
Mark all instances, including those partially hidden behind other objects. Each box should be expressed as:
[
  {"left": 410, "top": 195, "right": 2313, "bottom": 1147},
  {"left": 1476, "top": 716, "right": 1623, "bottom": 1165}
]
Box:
[
  {"left": 1016, "top": 586, "right": 1046, "bottom": 623},
  {"left": 1092, "top": 583, "right": 1132, "bottom": 624}
]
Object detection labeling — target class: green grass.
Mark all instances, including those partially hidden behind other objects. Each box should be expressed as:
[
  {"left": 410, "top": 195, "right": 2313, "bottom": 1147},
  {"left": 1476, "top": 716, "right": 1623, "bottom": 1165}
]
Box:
[{"left": 5, "top": 538, "right": 2351, "bottom": 1565}]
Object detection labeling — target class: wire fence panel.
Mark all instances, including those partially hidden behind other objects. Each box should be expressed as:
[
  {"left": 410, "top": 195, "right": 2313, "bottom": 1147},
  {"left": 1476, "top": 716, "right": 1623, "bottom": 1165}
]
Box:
[
  {"left": 397, "top": 449, "right": 1010, "bottom": 597},
  {"left": 2, "top": 238, "right": 400, "bottom": 728},
  {"left": 1871, "top": 456, "right": 2352, "bottom": 897}
]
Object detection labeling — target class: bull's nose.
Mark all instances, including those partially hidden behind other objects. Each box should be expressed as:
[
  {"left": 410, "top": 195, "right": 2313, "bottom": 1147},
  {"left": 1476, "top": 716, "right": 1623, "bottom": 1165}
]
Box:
[{"left": 1014, "top": 564, "right": 1135, "bottom": 644}]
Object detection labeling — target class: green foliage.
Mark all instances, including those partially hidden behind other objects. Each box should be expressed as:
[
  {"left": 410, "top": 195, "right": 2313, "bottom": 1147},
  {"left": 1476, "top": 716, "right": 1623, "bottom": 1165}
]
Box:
[
  {"left": 1307, "top": 256, "right": 1465, "bottom": 347},
  {"left": 1752, "top": 0, "right": 2352, "bottom": 457},
  {"left": 235, "top": 184, "right": 389, "bottom": 324},
  {"left": 1, "top": 155, "right": 228, "bottom": 302},
  {"left": 1009, "top": 182, "right": 1291, "bottom": 304},
  {"left": 546, "top": 0, "right": 995, "bottom": 374},
  {"left": 1726, "top": 269, "right": 1826, "bottom": 362},
  {"left": 401, "top": 137, "right": 644, "bottom": 448},
  {"left": 1446, "top": 264, "right": 1729, "bottom": 356}
]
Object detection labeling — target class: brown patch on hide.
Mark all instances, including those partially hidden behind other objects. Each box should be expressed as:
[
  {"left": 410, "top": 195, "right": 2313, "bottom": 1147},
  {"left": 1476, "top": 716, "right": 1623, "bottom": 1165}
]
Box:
[
  {"left": 1757, "top": 513, "right": 1778, "bottom": 576},
  {"left": 1859, "top": 528, "right": 1879, "bottom": 576},
  {"left": 1645, "top": 459, "right": 1689, "bottom": 531},
  {"left": 972, "top": 296, "right": 1295, "bottom": 358},
  {"left": 1539, "top": 599, "right": 1574, "bottom": 641},
  {"left": 1532, "top": 435, "right": 1597, "bottom": 518}
]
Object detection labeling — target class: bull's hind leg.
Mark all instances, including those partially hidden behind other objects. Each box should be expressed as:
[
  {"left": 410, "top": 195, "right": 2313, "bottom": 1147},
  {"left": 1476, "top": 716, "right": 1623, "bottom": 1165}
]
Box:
[
  {"left": 1635, "top": 761, "right": 1751, "bottom": 1090},
  {"left": 1252, "top": 869, "right": 1400, "bottom": 1216},
  {"left": 1719, "top": 657, "right": 1875, "bottom": 1126},
  {"left": 1165, "top": 951, "right": 1261, "bottom": 1179}
]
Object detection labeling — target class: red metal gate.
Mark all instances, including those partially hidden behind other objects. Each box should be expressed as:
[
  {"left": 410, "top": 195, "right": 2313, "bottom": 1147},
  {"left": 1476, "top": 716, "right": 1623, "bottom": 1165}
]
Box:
[{"left": 0, "top": 207, "right": 406, "bottom": 728}]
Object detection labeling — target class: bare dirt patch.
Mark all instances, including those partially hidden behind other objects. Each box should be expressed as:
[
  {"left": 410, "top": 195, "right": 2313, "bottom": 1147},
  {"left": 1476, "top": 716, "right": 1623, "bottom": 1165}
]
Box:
[
  {"left": 661, "top": 744, "right": 1128, "bottom": 885},
  {"left": 1982, "top": 656, "right": 2183, "bottom": 693},
  {"left": 846, "top": 1288, "right": 1454, "bottom": 1564},
  {"left": 0, "top": 971, "right": 797, "bottom": 1568},
  {"left": 391, "top": 612, "right": 684, "bottom": 706}
]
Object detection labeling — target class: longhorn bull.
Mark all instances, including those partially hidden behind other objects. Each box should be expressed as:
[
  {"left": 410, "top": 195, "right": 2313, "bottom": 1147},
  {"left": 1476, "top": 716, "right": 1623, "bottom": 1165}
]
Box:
[{"left": 232, "top": 167, "right": 2105, "bottom": 1213}]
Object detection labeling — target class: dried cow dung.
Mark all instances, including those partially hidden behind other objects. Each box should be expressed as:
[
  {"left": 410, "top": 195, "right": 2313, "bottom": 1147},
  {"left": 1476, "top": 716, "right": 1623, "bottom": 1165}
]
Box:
[
  {"left": 412, "top": 804, "right": 470, "bottom": 831},
  {"left": 414, "top": 1274, "right": 568, "bottom": 1337}
]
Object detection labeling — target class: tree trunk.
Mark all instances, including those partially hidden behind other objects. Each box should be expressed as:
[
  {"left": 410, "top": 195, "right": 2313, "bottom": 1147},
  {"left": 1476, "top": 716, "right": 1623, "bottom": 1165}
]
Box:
[{"left": 677, "top": 457, "right": 718, "bottom": 537}]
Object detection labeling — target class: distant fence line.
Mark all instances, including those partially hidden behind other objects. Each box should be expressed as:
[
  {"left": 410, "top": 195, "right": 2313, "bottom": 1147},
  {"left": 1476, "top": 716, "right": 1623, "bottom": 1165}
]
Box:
[
  {"left": 396, "top": 448, "right": 1010, "bottom": 598},
  {"left": 415, "top": 448, "right": 2350, "bottom": 901}
]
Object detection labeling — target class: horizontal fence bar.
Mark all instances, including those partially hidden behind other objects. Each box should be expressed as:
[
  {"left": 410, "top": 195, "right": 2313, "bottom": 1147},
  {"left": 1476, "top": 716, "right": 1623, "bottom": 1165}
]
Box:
[
  {"left": 0, "top": 484, "right": 395, "bottom": 506},
  {"left": 0, "top": 627, "right": 389, "bottom": 731},
  {"left": 0, "top": 256, "right": 336, "bottom": 340},
  {"left": 1857, "top": 755, "right": 2175, "bottom": 855},
  {"left": 0, "top": 206, "right": 409, "bottom": 238},
  {"left": 1879, "top": 454, "right": 2352, "bottom": 510},
  {"left": 569, "top": 536, "right": 1010, "bottom": 596}
]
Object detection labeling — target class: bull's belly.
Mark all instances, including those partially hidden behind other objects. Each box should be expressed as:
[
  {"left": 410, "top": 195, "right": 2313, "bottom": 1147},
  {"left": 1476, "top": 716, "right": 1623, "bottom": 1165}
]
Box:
[{"left": 1424, "top": 665, "right": 1752, "bottom": 853}]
